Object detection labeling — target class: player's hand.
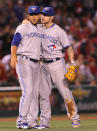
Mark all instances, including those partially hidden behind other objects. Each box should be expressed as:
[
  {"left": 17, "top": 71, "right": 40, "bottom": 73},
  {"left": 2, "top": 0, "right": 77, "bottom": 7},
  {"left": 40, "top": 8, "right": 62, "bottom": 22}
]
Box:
[
  {"left": 22, "top": 19, "right": 29, "bottom": 24},
  {"left": 10, "top": 56, "right": 17, "bottom": 68},
  {"left": 64, "top": 65, "right": 79, "bottom": 83}
]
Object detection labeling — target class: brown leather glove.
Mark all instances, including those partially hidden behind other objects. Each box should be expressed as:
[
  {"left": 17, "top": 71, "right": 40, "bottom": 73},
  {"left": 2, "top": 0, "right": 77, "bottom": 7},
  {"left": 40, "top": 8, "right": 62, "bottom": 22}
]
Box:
[{"left": 64, "top": 65, "right": 79, "bottom": 82}]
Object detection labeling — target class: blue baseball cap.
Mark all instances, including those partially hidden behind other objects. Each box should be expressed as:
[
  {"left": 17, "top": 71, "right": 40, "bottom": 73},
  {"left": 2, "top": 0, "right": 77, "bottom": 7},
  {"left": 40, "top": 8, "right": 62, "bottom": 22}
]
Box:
[
  {"left": 28, "top": 6, "right": 40, "bottom": 14},
  {"left": 41, "top": 7, "right": 55, "bottom": 16}
]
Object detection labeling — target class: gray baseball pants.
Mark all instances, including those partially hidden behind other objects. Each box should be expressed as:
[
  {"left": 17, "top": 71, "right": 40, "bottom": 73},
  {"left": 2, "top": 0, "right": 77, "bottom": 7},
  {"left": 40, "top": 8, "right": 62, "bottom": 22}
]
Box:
[
  {"left": 16, "top": 55, "right": 40, "bottom": 126},
  {"left": 39, "top": 58, "right": 79, "bottom": 127}
]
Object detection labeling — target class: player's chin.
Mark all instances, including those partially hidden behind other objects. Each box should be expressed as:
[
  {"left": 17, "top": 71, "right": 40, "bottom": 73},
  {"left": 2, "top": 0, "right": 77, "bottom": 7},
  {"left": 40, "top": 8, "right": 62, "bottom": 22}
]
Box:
[{"left": 31, "top": 20, "right": 38, "bottom": 24}]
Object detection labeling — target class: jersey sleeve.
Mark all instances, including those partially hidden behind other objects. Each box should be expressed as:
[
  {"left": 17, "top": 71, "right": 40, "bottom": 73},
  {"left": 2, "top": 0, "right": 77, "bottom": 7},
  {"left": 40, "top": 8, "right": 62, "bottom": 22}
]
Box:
[
  {"left": 59, "top": 29, "right": 71, "bottom": 48},
  {"left": 15, "top": 24, "right": 26, "bottom": 38},
  {"left": 11, "top": 33, "right": 22, "bottom": 47}
]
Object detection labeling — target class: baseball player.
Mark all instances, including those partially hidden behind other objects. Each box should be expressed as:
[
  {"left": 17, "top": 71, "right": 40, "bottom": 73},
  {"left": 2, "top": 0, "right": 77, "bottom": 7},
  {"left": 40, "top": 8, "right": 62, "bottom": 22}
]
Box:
[
  {"left": 10, "top": 6, "right": 41, "bottom": 129},
  {"left": 38, "top": 7, "right": 80, "bottom": 129}
]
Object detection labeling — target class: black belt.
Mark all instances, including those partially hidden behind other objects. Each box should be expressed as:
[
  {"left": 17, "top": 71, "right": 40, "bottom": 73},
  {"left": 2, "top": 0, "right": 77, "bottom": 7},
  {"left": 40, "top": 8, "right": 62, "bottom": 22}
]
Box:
[
  {"left": 41, "top": 58, "right": 60, "bottom": 63},
  {"left": 21, "top": 55, "right": 39, "bottom": 63}
]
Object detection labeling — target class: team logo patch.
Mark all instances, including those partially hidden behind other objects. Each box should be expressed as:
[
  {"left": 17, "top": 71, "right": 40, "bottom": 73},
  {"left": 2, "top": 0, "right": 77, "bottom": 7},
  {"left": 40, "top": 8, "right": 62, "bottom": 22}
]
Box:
[{"left": 48, "top": 44, "right": 56, "bottom": 51}]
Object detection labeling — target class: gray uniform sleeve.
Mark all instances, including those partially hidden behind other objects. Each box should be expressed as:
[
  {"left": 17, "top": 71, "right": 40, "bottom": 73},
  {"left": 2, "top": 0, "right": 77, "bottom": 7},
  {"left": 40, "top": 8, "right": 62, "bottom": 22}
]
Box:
[
  {"left": 15, "top": 24, "right": 26, "bottom": 38},
  {"left": 59, "top": 29, "right": 71, "bottom": 48}
]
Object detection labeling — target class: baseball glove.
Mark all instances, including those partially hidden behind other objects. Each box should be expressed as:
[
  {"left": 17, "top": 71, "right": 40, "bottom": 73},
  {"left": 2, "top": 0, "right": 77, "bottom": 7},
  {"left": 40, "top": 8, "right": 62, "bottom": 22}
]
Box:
[{"left": 64, "top": 65, "right": 79, "bottom": 82}]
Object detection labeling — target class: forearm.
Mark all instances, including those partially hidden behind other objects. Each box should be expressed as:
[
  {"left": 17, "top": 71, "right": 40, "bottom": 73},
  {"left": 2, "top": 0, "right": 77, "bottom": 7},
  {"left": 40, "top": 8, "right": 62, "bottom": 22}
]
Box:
[
  {"left": 67, "top": 46, "right": 75, "bottom": 64},
  {"left": 10, "top": 46, "right": 18, "bottom": 68},
  {"left": 11, "top": 46, "right": 18, "bottom": 57}
]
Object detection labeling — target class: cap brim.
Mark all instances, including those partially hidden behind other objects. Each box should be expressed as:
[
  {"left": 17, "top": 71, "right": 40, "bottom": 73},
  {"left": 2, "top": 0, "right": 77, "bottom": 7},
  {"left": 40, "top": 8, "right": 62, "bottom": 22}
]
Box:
[{"left": 40, "top": 11, "right": 50, "bottom": 16}]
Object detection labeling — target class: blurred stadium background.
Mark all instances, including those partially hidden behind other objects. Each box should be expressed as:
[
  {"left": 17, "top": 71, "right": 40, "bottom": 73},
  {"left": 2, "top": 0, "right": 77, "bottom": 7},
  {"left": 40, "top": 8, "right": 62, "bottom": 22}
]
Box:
[{"left": 0, "top": 0, "right": 97, "bottom": 117}]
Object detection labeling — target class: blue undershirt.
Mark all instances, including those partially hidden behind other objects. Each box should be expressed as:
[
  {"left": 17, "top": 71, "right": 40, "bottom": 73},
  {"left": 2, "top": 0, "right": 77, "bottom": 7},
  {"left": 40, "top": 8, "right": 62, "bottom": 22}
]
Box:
[{"left": 11, "top": 33, "right": 22, "bottom": 47}]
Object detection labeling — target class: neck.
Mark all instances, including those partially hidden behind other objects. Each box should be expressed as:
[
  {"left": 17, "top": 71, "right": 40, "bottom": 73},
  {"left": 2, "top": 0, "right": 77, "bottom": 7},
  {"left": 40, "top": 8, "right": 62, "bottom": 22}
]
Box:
[
  {"left": 33, "top": 24, "right": 37, "bottom": 26},
  {"left": 45, "top": 21, "right": 53, "bottom": 28}
]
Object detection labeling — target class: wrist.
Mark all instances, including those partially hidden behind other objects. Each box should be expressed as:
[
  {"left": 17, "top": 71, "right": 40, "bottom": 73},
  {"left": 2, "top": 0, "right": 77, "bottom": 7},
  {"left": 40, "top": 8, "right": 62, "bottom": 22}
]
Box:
[
  {"left": 71, "top": 60, "right": 75, "bottom": 64},
  {"left": 11, "top": 55, "right": 17, "bottom": 59}
]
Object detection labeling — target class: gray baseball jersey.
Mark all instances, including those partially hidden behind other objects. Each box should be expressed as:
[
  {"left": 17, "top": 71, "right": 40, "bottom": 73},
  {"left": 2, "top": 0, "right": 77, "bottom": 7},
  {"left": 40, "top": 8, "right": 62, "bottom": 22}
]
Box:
[
  {"left": 39, "top": 23, "right": 71, "bottom": 59},
  {"left": 15, "top": 22, "right": 40, "bottom": 60}
]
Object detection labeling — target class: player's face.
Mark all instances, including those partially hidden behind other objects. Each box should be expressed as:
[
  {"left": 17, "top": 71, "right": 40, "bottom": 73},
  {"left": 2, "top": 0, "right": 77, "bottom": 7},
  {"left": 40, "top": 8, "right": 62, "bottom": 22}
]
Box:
[
  {"left": 41, "top": 14, "right": 53, "bottom": 24},
  {"left": 28, "top": 13, "right": 40, "bottom": 24}
]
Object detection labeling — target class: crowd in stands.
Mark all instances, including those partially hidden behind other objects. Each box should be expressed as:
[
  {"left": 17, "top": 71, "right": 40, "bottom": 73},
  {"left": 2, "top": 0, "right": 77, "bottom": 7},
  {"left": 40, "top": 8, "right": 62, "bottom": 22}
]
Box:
[{"left": 0, "top": 0, "right": 97, "bottom": 87}]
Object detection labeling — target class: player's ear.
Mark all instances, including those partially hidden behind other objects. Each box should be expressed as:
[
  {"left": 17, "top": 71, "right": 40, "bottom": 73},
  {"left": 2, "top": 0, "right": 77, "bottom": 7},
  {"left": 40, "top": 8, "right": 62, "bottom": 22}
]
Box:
[{"left": 51, "top": 16, "right": 54, "bottom": 20}]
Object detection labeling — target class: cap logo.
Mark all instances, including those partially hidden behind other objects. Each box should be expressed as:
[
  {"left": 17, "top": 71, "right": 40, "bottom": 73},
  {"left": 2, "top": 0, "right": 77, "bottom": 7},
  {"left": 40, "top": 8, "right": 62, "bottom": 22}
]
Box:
[
  {"left": 32, "top": 7, "right": 36, "bottom": 11},
  {"left": 45, "top": 7, "right": 49, "bottom": 11}
]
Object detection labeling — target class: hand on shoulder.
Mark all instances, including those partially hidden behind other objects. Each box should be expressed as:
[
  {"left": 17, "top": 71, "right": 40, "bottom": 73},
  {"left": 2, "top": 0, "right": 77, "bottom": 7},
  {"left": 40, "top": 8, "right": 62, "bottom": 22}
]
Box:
[{"left": 22, "top": 19, "right": 29, "bottom": 24}]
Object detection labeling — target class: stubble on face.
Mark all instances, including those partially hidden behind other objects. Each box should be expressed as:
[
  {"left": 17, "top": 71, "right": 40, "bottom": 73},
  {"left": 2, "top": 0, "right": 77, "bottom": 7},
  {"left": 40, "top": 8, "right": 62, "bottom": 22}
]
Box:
[{"left": 41, "top": 15, "right": 51, "bottom": 24}]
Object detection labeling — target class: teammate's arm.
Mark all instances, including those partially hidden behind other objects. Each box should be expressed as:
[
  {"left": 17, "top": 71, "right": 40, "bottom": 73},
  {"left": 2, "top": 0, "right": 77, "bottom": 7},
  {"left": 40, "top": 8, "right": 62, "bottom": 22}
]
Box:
[
  {"left": 66, "top": 45, "right": 75, "bottom": 64},
  {"left": 22, "top": 19, "right": 29, "bottom": 24},
  {"left": 10, "top": 33, "right": 21, "bottom": 68}
]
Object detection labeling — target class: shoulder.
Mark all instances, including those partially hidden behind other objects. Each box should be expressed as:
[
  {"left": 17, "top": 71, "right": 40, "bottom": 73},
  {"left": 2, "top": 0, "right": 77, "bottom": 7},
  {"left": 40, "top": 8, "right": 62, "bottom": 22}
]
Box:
[
  {"left": 37, "top": 24, "right": 43, "bottom": 32},
  {"left": 16, "top": 23, "right": 28, "bottom": 30},
  {"left": 37, "top": 24, "right": 42, "bottom": 27},
  {"left": 55, "top": 24, "right": 65, "bottom": 32},
  {"left": 37, "top": 24, "right": 43, "bottom": 28}
]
